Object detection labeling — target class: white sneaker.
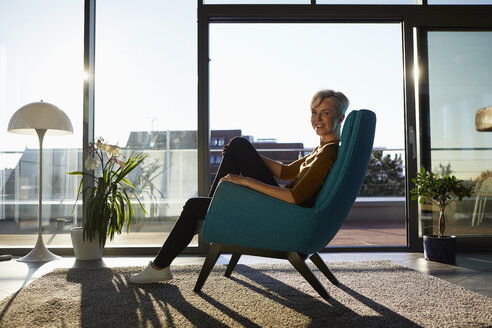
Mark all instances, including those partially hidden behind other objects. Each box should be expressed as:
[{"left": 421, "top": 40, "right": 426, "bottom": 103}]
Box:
[{"left": 129, "top": 262, "right": 173, "bottom": 284}]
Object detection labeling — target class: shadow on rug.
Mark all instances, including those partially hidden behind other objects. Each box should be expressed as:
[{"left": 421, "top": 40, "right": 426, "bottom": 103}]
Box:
[{"left": 0, "top": 260, "right": 491, "bottom": 328}]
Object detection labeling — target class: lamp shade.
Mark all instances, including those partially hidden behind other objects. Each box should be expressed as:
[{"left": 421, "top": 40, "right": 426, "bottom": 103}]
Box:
[{"left": 8, "top": 101, "right": 73, "bottom": 135}]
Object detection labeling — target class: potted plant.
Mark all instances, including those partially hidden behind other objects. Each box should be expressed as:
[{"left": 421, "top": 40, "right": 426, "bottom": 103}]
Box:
[
  {"left": 68, "top": 138, "right": 147, "bottom": 260},
  {"left": 411, "top": 167, "right": 473, "bottom": 263}
]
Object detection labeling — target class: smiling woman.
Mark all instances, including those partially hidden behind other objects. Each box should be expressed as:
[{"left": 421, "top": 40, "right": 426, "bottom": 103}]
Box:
[{"left": 310, "top": 90, "right": 348, "bottom": 144}]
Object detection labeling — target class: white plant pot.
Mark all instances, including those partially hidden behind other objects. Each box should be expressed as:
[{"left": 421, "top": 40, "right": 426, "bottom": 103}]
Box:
[{"left": 70, "top": 227, "right": 104, "bottom": 260}]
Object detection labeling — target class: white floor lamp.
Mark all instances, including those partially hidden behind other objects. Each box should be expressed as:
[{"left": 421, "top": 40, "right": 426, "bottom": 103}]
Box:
[{"left": 8, "top": 101, "right": 73, "bottom": 262}]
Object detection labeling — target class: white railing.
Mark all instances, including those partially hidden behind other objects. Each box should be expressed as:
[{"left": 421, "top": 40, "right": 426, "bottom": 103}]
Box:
[{"left": 3, "top": 146, "right": 490, "bottom": 228}]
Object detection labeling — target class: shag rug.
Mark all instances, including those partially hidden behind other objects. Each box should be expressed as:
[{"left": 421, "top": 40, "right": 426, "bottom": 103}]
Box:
[{"left": 0, "top": 260, "right": 491, "bottom": 328}]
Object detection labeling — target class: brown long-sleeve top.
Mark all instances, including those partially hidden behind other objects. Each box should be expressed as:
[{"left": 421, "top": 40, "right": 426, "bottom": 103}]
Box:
[{"left": 279, "top": 140, "right": 339, "bottom": 207}]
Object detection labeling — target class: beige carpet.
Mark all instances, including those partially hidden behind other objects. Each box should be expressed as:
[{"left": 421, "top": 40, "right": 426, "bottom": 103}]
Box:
[{"left": 0, "top": 260, "right": 491, "bottom": 328}]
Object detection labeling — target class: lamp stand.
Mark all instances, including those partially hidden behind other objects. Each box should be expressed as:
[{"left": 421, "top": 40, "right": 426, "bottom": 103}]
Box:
[{"left": 18, "top": 129, "right": 61, "bottom": 262}]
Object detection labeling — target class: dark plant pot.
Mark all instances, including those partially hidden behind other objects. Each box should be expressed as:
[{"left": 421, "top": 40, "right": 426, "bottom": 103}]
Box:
[{"left": 423, "top": 235, "right": 456, "bottom": 264}]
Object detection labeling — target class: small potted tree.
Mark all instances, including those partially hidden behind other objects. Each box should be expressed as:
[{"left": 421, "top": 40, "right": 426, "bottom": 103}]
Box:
[{"left": 411, "top": 167, "right": 473, "bottom": 263}]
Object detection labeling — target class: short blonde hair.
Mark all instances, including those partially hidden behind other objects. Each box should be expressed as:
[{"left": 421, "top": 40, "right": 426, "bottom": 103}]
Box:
[{"left": 311, "top": 90, "right": 349, "bottom": 116}]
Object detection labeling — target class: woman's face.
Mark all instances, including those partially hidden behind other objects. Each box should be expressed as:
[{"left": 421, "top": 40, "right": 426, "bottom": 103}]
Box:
[{"left": 311, "top": 98, "right": 344, "bottom": 142}]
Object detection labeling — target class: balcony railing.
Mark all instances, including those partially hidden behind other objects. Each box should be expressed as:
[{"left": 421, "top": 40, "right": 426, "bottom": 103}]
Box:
[{"left": 8, "top": 146, "right": 490, "bottom": 232}]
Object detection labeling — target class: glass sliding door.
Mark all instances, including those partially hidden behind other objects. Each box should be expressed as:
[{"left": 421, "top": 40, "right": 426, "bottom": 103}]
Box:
[
  {"left": 419, "top": 31, "right": 492, "bottom": 238},
  {"left": 93, "top": 0, "right": 198, "bottom": 247},
  {"left": 0, "top": 0, "right": 84, "bottom": 248},
  {"left": 210, "top": 23, "right": 406, "bottom": 246}
]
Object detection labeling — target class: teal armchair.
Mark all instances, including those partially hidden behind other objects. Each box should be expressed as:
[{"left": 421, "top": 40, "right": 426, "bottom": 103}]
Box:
[{"left": 194, "top": 109, "right": 376, "bottom": 300}]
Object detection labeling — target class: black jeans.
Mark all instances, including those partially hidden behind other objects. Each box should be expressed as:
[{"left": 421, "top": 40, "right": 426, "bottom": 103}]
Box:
[{"left": 153, "top": 137, "right": 279, "bottom": 268}]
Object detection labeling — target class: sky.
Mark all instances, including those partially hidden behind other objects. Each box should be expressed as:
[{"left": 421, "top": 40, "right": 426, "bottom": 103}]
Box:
[
  {"left": 1, "top": 0, "right": 404, "bottom": 153},
  {"left": 0, "top": 0, "right": 84, "bottom": 151},
  {"left": 210, "top": 23, "right": 405, "bottom": 149}
]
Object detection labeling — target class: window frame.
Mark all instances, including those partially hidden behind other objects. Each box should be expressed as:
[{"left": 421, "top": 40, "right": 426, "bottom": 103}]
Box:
[
  {"left": 197, "top": 2, "right": 492, "bottom": 253},
  {"left": 416, "top": 27, "right": 492, "bottom": 250}
]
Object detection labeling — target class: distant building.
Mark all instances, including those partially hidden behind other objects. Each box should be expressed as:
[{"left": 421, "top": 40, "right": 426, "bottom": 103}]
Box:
[
  {"left": 0, "top": 148, "right": 80, "bottom": 227},
  {"left": 126, "top": 129, "right": 305, "bottom": 186},
  {"left": 126, "top": 130, "right": 197, "bottom": 150},
  {"left": 209, "top": 130, "right": 305, "bottom": 186}
]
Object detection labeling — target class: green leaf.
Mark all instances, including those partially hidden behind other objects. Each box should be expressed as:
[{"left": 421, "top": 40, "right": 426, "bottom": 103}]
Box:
[{"left": 67, "top": 171, "right": 83, "bottom": 175}]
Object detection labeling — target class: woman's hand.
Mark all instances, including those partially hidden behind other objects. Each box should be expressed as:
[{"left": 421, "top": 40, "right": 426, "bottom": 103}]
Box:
[
  {"left": 219, "top": 174, "right": 296, "bottom": 204},
  {"left": 220, "top": 173, "right": 243, "bottom": 185}
]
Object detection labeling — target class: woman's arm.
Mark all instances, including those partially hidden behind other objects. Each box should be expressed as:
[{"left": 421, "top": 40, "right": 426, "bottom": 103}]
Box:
[
  {"left": 220, "top": 174, "right": 296, "bottom": 204},
  {"left": 261, "top": 156, "right": 283, "bottom": 179}
]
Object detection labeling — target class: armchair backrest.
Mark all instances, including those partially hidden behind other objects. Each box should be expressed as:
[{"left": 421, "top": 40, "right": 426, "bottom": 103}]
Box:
[{"left": 313, "top": 109, "right": 376, "bottom": 246}]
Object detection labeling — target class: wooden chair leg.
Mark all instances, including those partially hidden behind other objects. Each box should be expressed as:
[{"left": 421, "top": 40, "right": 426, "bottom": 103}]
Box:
[
  {"left": 287, "top": 252, "right": 330, "bottom": 300},
  {"left": 224, "top": 253, "right": 241, "bottom": 277},
  {"left": 194, "top": 243, "right": 222, "bottom": 293},
  {"left": 310, "top": 253, "right": 339, "bottom": 285}
]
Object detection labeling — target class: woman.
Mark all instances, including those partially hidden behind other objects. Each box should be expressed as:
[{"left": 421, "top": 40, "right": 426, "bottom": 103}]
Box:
[{"left": 129, "top": 89, "right": 349, "bottom": 284}]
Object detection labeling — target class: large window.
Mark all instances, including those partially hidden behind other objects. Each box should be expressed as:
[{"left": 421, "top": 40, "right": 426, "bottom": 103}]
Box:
[
  {"left": 420, "top": 31, "right": 492, "bottom": 237},
  {"left": 93, "top": 0, "right": 198, "bottom": 247},
  {"left": 0, "top": 0, "right": 198, "bottom": 249},
  {"left": 0, "top": 0, "right": 84, "bottom": 247},
  {"left": 2, "top": 1, "right": 491, "bottom": 253},
  {"left": 210, "top": 23, "right": 406, "bottom": 246}
]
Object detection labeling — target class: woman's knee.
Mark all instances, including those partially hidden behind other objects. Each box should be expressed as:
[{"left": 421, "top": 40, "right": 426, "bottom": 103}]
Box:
[
  {"left": 227, "top": 137, "right": 253, "bottom": 152},
  {"left": 182, "top": 198, "right": 210, "bottom": 222},
  {"left": 183, "top": 198, "right": 201, "bottom": 214}
]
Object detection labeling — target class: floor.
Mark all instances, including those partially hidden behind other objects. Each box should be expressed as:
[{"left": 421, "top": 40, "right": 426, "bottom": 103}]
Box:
[
  {"left": 0, "top": 221, "right": 407, "bottom": 247},
  {"left": 1, "top": 251, "right": 491, "bottom": 303}
]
